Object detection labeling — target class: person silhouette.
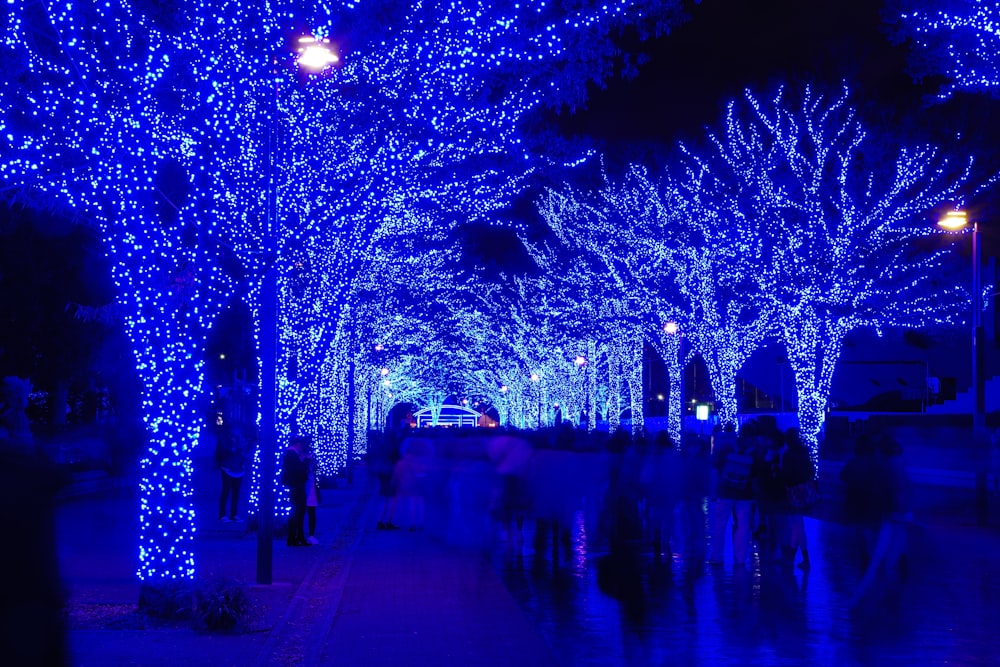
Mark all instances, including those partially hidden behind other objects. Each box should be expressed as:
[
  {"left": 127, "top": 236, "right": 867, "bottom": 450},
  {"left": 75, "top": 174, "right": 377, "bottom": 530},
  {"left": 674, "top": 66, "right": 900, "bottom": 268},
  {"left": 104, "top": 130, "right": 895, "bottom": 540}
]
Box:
[{"left": 281, "top": 435, "right": 311, "bottom": 546}]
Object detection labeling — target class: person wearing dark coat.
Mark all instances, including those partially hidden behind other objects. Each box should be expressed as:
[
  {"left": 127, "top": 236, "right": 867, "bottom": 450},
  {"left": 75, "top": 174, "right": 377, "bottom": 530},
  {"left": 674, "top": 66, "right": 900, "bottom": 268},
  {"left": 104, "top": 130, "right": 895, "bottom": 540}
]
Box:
[
  {"left": 281, "top": 435, "right": 311, "bottom": 546},
  {"left": 215, "top": 423, "right": 247, "bottom": 522}
]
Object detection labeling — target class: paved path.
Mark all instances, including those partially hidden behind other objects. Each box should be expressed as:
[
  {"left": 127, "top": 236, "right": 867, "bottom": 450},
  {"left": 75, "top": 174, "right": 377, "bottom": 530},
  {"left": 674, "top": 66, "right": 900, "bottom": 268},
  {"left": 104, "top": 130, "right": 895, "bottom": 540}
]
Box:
[
  {"left": 60, "top": 462, "right": 555, "bottom": 666},
  {"left": 256, "top": 489, "right": 554, "bottom": 666}
]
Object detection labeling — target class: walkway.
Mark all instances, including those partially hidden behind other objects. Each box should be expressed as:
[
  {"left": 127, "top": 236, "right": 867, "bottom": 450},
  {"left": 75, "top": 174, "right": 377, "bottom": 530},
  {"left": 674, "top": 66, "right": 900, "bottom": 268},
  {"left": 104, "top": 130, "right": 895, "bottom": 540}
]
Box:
[
  {"left": 62, "top": 465, "right": 554, "bottom": 666},
  {"left": 58, "top": 450, "right": 1000, "bottom": 666}
]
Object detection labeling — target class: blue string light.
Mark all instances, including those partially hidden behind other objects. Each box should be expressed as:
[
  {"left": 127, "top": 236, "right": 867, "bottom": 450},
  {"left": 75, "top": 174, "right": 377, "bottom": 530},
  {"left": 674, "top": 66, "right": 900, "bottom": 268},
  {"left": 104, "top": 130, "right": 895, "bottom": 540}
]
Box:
[
  {"left": 893, "top": 0, "right": 1000, "bottom": 98},
  {"left": 1, "top": 0, "right": 687, "bottom": 582},
  {"left": 539, "top": 84, "right": 971, "bottom": 462}
]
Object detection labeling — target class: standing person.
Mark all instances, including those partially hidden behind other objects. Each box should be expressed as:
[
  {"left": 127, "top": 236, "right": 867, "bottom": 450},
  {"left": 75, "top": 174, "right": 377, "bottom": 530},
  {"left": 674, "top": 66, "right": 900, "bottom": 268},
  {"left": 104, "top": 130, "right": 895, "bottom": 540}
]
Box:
[
  {"left": 840, "top": 434, "right": 881, "bottom": 565},
  {"left": 709, "top": 424, "right": 758, "bottom": 568},
  {"left": 304, "top": 443, "right": 321, "bottom": 545},
  {"left": 281, "top": 435, "right": 311, "bottom": 546},
  {"left": 779, "top": 429, "right": 813, "bottom": 570},
  {"left": 394, "top": 437, "right": 428, "bottom": 531},
  {"left": 371, "top": 433, "right": 400, "bottom": 530},
  {"left": 215, "top": 420, "right": 247, "bottom": 522}
]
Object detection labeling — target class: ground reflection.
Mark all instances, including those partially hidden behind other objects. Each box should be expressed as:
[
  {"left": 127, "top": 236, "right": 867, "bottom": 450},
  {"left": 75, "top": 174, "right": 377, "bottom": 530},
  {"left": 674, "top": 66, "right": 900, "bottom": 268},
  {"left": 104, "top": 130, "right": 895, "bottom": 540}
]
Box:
[
  {"left": 495, "top": 516, "right": 999, "bottom": 667},
  {"left": 384, "top": 428, "right": 999, "bottom": 667}
]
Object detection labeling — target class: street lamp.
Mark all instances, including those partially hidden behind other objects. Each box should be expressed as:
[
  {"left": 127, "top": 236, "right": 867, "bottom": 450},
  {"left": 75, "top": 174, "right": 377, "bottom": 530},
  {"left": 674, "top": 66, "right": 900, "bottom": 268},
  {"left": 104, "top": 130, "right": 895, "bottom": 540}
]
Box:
[
  {"left": 663, "top": 321, "right": 683, "bottom": 447},
  {"left": 295, "top": 35, "right": 339, "bottom": 71},
  {"left": 257, "top": 32, "right": 338, "bottom": 586},
  {"left": 938, "top": 209, "right": 988, "bottom": 526}
]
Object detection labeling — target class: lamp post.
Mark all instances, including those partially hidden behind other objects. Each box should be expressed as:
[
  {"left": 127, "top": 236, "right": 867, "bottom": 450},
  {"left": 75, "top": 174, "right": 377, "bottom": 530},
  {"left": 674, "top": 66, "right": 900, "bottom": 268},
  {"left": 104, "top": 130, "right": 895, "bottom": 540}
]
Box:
[
  {"left": 939, "top": 209, "right": 988, "bottom": 526},
  {"left": 530, "top": 372, "right": 541, "bottom": 428},
  {"left": 663, "top": 321, "right": 683, "bottom": 447},
  {"left": 257, "top": 32, "right": 338, "bottom": 586}
]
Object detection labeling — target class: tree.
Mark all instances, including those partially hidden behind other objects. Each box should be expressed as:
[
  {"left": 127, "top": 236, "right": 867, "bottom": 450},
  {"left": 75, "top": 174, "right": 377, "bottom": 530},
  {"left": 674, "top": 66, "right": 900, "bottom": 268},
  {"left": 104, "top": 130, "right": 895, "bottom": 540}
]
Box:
[
  {"left": 537, "top": 163, "right": 771, "bottom": 440},
  {"left": 889, "top": 0, "right": 1000, "bottom": 98},
  {"left": 273, "top": 0, "right": 691, "bottom": 473},
  {"left": 693, "top": 83, "right": 970, "bottom": 458},
  {"left": 1, "top": 0, "right": 689, "bottom": 583}
]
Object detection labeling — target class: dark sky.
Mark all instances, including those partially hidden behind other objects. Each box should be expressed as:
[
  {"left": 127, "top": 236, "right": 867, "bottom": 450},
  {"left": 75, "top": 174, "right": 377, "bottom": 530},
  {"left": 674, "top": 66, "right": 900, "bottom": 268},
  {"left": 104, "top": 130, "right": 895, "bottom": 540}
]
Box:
[
  {"left": 562, "top": 0, "right": 927, "bottom": 147},
  {"left": 470, "top": 0, "right": 1000, "bottom": 268},
  {"left": 552, "top": 0, "right": 1000, "bottom": 250}
]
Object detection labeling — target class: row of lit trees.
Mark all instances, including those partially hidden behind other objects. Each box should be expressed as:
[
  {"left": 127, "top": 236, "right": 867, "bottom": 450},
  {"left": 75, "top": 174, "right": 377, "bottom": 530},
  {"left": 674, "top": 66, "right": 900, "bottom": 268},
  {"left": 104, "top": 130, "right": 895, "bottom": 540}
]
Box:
[
  {"left": 366, "top": 0, "right": 1000, "bottom": 455},
  {"left": 533, "top": 83, "right": 977, "bottom": 460},
  {"left": 2, "top": 0, "right": 996, "bottom": 585},
  {"left": 1, "top": 0, "right": 690, "bottom": 584},
  {"left": 381, "top": 82, "right": 979, "bottom": 462}
]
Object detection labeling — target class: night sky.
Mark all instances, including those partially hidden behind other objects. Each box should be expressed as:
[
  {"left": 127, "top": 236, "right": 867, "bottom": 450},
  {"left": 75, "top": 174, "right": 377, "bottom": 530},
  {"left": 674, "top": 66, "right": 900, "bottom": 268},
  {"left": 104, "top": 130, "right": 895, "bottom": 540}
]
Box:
[
  {"left": 563, "top": 0, "right": 925, "bottom": 146},
  {"left": 472, "top": 0, "right": 969, "bottom": 272},
  {"left": 546, "top": 0, "right": 1000, "bottom": 252}
]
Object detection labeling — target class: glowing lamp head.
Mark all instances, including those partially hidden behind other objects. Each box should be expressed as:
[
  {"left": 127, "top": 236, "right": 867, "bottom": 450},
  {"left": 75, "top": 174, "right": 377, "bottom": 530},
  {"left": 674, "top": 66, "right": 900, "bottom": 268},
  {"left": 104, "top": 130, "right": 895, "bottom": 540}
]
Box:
[
  {"left": 296, "top": 36, "right": 339, "bottom": 71},
  {"left": 574, "top": 355, "right": 587, "bottom": 366},
  {"left": 500, "top": 385, "right": 508, "bottom": 393},
  {"left": 938, "top": 210, "right": 969, "bottom": 232},
  {"left": 380, "top": 367, "right": 390, "bottom": 376},
  {"left": 663, "top": 321, "right": 679, "bottom": 335},
  {"left": 530, "top": 372, "right": 539, "bottom": 382}
]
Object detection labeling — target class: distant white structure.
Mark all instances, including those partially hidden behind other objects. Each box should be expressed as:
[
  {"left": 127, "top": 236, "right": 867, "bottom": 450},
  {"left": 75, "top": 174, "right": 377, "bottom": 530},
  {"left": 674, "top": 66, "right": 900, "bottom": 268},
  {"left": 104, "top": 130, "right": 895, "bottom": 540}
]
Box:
[{"left": 413, "top": 404, "right": 482, "bottom": 428}]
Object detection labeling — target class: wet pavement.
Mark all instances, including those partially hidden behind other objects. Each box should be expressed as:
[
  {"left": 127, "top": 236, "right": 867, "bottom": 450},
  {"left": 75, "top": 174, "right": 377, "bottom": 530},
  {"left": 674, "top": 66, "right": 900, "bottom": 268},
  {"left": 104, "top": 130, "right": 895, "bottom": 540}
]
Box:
[
  {"left": 495, "top": 514, "right": 1000, "bottom": 667},
  {"left": 54, "top": 447, "right": 1000, "bottom": 667}
]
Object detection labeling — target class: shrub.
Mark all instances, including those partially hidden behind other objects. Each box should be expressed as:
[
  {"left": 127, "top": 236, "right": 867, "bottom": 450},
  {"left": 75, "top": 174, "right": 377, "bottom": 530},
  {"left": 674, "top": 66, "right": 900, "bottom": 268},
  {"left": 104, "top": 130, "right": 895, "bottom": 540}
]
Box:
[
  {"left": 138, "top": 580, "right": 193, "bottom": 621},
  {"left": 191, "top": 579, "right": 254, "bottom": 633}
]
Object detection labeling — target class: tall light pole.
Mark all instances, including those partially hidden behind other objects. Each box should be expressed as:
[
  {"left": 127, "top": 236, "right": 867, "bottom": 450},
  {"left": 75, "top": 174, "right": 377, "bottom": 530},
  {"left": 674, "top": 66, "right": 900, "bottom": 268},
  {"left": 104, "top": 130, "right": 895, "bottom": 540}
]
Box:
[
  {"left": 939, "top": 209, "right": 988, "bottom": 526},
  {"left": 663, "top": 321, "right": 683, "bottom": 447},
  {"left": 257, "top": 32, "right": 338, "bottom": 586}
]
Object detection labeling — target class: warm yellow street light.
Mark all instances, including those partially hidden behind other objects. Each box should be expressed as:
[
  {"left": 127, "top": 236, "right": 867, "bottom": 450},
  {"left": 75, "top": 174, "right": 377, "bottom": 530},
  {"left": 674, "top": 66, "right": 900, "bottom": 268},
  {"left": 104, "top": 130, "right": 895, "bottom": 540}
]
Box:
[{"left": 938, "top": 209, "right": 969, "bottom": 231}]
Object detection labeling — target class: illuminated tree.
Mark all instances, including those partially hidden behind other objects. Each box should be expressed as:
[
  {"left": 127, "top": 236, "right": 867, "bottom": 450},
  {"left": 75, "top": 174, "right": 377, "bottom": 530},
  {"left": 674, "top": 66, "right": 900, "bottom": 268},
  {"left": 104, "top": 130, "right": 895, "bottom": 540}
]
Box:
[
  {"left": 889, "top": 0, "right": 1000, "bottom": 98},
  {"left": 1, "top": 0, "right": 690, "bottom": 584},
  {"left": 266, "top": 0, "right": 691, "bottom": 474},
  {"left": 697, "top": 83, "right": 970, "bottom": 457},
  {"left": 510, "top": 236, "right": 650, "bottom": 433},
  {"left": 538, "top": 164, "right": 771, "bottom": 438}
]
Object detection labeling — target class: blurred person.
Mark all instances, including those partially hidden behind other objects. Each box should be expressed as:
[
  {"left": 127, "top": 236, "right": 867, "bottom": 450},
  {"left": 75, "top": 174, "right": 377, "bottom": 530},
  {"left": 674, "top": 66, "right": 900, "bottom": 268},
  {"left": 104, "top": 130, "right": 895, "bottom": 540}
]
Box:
[
  {"left": 304, "top": 442, "right": 321, "bottom": 545},
  {"left": 779, "top": 428, "right": 814, "bottom": 570},
  {"left": 642, "top": 431, "right": 680, "bottom": 560},
  {"left": 371, "top": 433, "right": 400, "bottom": 530},
  {"left": 488, "top": 434, "right": 533, "bottom": 549},
  {"left": 851, "top": 435, "right": 914, "bottom": 606},
  {"left": 394, "top": 437, "right": 430, "bottom": 531},
  {"left": 0, "top": 433, "right": 69, "bottom": 666},
  {"left": 840, "top": 434, "right": 881, "bottom": 565},
  {"left": 756, "top": 433, "right": 788, "bottom": 563},
  {"left": 281, "top": 435, "right": 311, "bottom": 546},
  {"left": 678, "top": 436, "right": 711, "bottom": 570},
  {"left": 709, "top": 424, "right": 758, "bottom": 568}
]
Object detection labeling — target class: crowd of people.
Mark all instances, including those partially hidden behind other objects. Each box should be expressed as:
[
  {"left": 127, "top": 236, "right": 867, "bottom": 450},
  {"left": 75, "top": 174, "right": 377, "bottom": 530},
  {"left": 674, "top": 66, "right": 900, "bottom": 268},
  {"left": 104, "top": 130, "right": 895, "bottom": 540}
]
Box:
[{"left": 276, "top": 414, "right": 914, "bottom": 604}]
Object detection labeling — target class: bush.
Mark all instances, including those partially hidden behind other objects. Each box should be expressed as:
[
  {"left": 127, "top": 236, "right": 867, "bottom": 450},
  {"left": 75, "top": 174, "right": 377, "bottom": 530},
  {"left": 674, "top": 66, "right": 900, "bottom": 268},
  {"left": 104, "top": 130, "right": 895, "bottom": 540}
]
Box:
[
  {"left": 138, "top": 580, "right": 193, "bottom": 621},
  {"left": 192, "top": 579, "right": 254, "bottom": 633},
  {"left": 139, "top": 578, "right": 256, "bottom": 633}
]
